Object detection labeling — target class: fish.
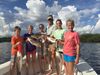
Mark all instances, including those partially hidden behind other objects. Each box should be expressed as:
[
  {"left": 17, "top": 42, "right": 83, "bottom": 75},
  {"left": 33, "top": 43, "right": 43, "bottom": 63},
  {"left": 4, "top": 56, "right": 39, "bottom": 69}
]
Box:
[
  {"left": 30, "top": 33, "right": 47, "bottom": 39},
  {"left": 27, "top": 37, "right": 41, "bottom": 47},
  {"left": 47, "top": 37, "right": 56, "bottom": 43},
  {"left": 30, "top": 33, "right": 42, "bottom": 39}
]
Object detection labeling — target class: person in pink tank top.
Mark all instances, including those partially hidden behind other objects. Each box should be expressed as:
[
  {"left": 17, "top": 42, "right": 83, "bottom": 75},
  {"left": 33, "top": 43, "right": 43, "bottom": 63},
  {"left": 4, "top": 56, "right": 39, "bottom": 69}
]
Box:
[{"left": 63, "top": 19, "right": 80, "bottom": 75}]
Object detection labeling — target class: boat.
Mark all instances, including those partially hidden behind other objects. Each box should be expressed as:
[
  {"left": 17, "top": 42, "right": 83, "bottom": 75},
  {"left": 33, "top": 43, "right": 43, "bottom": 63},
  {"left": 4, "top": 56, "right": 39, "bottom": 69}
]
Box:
[
  {"left": 0, "top": 55, "right": 97, "bottom": 75},
  {"left": 0, "top": 35, "right": 98, "bottom": 75}
]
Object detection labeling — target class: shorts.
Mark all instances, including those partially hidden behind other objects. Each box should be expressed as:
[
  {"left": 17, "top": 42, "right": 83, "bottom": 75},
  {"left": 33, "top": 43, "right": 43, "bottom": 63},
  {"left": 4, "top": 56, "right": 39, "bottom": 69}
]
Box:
[
  {"left": 26, "top": 50, "right": 36, "bottom": 56},
  {"left": 11, "top": 43, "right": 23, "bottom": 56},
  {"left": 37, "top": 44, "right": 48, "bottom": 58},
  {"left": 11, "top": 55, "right": 16, "bottom": 63},
  {"left": 64, "top": 54, "right": 76, "bottom": 62},
  {"left": 11, "top": 52, "right": 22, "bottom": 63},
  {"left": 25, "top": 42, "right": 36, "bottom": 52}
]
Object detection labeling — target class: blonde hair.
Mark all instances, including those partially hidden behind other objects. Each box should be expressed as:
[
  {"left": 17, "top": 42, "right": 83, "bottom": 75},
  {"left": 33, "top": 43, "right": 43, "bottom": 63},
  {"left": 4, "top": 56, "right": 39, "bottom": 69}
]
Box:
[
  {"left": 28, "top": 25, "right": 33, "bottom": 29},
  {"left": 66, "top": 19, "right": 75, "bottom": 26}
]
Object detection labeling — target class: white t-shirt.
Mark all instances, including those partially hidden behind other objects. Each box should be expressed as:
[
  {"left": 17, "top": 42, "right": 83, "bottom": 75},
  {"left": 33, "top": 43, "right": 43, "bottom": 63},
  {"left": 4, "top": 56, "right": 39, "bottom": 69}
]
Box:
[{"left": 46, "top": 24, "right": 56, "bottom": 35}]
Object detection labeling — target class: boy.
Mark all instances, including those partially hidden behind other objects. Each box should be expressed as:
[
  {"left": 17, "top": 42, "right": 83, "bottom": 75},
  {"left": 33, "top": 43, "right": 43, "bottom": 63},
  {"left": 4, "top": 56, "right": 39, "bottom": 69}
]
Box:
[
  {"left": 23, "top": 25, "right": 36, "bottom": 74},
  {"left": 11, "top": 26, "right": 23, "bottom": 74}
]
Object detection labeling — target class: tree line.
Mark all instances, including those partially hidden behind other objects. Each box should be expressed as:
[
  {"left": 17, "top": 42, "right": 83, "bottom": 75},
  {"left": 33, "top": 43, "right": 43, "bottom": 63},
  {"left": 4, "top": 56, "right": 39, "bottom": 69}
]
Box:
[
  {"left": 80, "top": 34, "right": 100, "bottom": 43},
  {"left": 0, "top": 34, "right": 100, "bottom": 43}
]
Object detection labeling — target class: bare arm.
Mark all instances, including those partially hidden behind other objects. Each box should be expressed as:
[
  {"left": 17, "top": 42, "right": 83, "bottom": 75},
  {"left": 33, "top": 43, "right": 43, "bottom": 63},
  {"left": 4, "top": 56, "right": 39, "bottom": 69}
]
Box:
[
  {"left": 75, "top": 44, "right": 80, "bottom": 64},
  {"left": 12, "top": 42, "right": 20, "bottom": 48}
]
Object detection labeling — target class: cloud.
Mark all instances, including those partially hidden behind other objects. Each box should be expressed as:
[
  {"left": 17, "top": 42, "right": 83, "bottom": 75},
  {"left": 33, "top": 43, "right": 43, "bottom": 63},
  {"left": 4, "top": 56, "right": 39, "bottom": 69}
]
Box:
[
  {"left": 0, "top": 16, "right": 12, "bottom": 36},
  {"left": 75, "top": 25, "right": 94, "bottom": 34},
  {"left": 46, "top": 1, "right": 62, "bottom": 15},
  {"left": 58, "top": 5, "right": 80, "bottom": 27},
  {"left": 79, "top": 8, "right": 100, "bottom": 17},
  {"left": 0, "top": 0, "right": 100, "bottom": 37},
  {"left": 26, "top": 0, "right": 48, "bottom": 20}
]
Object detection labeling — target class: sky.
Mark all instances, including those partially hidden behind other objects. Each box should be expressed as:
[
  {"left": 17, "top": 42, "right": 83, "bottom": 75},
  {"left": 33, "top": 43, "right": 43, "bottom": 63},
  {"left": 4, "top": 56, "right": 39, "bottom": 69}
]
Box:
[{"left": 0, "top": 0, "right": 100, "bottom": 37}]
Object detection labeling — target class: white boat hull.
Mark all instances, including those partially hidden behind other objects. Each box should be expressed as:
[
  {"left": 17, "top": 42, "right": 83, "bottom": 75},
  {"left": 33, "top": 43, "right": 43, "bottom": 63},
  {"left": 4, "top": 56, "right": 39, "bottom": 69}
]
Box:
[{"left": 0, "top": 55, "right": 97, "bottom": 75}]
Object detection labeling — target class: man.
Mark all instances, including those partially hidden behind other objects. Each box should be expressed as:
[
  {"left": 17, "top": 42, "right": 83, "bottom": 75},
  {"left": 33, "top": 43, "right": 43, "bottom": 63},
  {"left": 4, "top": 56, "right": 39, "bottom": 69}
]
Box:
[
  {"left": 46, "top": 15, "right": 56, "bottom": 36},
  {"left": 46, "top": 15, "right": 57, "bottom": 75}
]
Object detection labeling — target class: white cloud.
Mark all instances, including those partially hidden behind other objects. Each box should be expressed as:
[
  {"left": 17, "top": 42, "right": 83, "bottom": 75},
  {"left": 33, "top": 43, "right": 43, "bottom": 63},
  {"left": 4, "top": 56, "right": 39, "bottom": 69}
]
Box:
[
  {"left": 26, "top": 0, "right": 47, "bottom": 20},
  {"left": 0, "top": 12, "right": 4, "bottom": 16},
  {"left": 46, "top": 1, "right": 62, "bottom": 15},
  {"left": 79, "top": 8, "right": 100, "bottom": 17},
  {"left": 98, "top": 14, "right": 100, "bottom": 18},
  {"left": 0, "top": 0, "right": 100, "bottom": 37},
  {"left": 90, "top": 15, "right": 95, "bottom": 19},
  {"left": 0, "top": 16, "right": 12, "bottom": 37},
  {"left": 58, "top": 5, "right": 80, "bottom": 27},
  {"left": 75, "top": 25, "right": 94, "bottom": 34}
]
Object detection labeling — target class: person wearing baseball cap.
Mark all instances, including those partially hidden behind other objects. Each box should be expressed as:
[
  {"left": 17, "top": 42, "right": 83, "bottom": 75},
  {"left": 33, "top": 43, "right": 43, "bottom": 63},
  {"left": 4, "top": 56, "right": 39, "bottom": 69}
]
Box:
[
  {"left": 46, "top": 15, "right": 57, "bottom": 74},
  {"left": 47, "top": 15, "right": 53, "bottom": 21},
  {"left": 46, "top": 15, "right": 56, "bottom": 36}
]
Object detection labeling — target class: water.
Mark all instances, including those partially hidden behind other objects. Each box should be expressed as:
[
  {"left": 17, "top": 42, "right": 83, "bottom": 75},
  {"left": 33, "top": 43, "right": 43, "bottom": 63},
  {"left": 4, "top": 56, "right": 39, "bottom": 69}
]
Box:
[
  {"left": 0, "top": 42, "right": 11, "bottom": 64},
  {"left": 0, "top": 42, "right": 100, "bottom": 75},
  {"left": 80, "top": 43, "right": 100, "bottom": 75}
]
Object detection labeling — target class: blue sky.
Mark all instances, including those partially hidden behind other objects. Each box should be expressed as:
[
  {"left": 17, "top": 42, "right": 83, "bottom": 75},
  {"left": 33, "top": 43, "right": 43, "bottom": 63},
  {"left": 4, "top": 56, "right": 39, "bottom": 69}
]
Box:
[{"left": 0, "top": 0, "right": 100, "bottom": 36}]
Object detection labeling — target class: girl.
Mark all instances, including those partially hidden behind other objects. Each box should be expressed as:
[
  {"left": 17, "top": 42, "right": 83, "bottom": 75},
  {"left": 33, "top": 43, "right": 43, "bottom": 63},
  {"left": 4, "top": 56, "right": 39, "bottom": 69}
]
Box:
[
  {"left": 51, "top": 19, "right": 65, "bottom": 74},
  {"left": 63, "top": 19, "right": 80, "bottom": 75}
]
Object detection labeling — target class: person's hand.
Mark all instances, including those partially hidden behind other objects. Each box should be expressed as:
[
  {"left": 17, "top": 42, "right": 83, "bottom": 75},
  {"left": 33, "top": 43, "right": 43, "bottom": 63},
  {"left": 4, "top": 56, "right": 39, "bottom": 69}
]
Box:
[
  {"left": 26, "top": 38, "right": 29, "bottom": 42},
  {"left": 12, "top": 42, "right": 21, "bottom": 48},
  {"left": 57, "top": 40, "right": 62, "bottom": 45},
  {"left": 75, "top": 56, "right": 79, "bottom": 64},
  {"left": 16, "top": 42, "right": 21, "bottom": 45}
]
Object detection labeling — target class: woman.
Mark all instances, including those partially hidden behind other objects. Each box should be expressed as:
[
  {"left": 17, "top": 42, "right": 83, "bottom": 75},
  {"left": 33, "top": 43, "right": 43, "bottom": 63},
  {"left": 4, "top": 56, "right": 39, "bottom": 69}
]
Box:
[{"left": 51, "top": 19, "right": 65, "bottom": 74}]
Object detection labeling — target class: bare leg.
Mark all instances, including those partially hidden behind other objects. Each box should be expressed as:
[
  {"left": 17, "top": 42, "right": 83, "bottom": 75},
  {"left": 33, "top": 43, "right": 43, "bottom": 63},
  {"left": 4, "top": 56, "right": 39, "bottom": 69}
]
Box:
[
  {"left": 38, "top": 54, "right": 44, "bottom": 73},
  {"left": 32, "top": 51, "right": 36, "bottom": 75},
  {"left": 64, "top": 61, "right": 68, "bottom": 75},
  {"left": 26, "top": 53, "right": 30, "bottom": 75},
  {"left": 47, "top": 45, "right": 56, "bottom": 75},
  {"left": 67, "top": 62, "right": 74, "bottom": 75}
]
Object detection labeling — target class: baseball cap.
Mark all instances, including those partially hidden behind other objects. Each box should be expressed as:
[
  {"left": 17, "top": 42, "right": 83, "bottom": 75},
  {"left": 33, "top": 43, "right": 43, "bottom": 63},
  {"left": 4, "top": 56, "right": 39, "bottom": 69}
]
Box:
[{"left": 47, "top": 15, "right": 53, "bottom": 20}]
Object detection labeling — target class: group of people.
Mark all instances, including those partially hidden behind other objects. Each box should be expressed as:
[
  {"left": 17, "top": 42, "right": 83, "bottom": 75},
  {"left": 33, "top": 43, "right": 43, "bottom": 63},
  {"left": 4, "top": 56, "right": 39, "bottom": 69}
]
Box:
[{"left": 11, "top": 15, "right": 80, "bottom": 75}]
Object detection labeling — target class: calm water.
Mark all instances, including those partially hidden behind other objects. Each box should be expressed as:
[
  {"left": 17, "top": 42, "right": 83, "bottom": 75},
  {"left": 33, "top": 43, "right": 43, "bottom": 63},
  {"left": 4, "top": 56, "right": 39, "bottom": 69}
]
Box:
[
  {"left": 80, "top": 43, "right": 100, "bottom": 75},
  {"left": 0, "top": 42, "right": 11, "bottom": 64},
  {"left": 0, "top": 42, "right": 100, "bottom": 75}
]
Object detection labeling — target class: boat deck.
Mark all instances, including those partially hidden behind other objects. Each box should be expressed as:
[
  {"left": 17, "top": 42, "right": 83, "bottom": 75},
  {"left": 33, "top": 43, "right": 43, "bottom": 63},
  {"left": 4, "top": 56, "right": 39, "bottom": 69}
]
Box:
[{"left": 0, "top": 57, "right": 97, "bottom": 75}]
